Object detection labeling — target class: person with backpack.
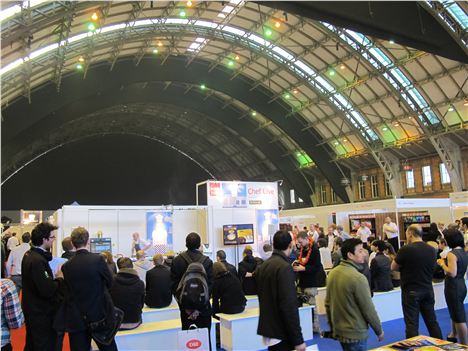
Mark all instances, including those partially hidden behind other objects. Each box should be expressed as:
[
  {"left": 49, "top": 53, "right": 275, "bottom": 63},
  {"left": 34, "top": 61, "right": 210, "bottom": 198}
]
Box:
[{"left": 171, "top": 232, "right": 213, "bottom": 337}]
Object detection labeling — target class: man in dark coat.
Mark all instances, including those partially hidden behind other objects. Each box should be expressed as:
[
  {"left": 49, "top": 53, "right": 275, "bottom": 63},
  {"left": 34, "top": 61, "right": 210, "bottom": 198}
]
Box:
[
  {"left": 110, "top": 257, "right": 145, "bottom": 330},
  {"left": 256, "top": 230, "right": 306, "bottom": 351},
  {"left": 145, "top": 254, "right": 173, "bottom": 308},
  {"left": 21, "top": 222, "right": 63, "bottom": 350},
  {"left": 171, "top": 232, "right": 213, "bottom": 331},
  {"left": 216, "top": 250, "right": 238, "bottom": 278},
  {"left": 61, "top": 227, "right": 117, "bottom": 350}
]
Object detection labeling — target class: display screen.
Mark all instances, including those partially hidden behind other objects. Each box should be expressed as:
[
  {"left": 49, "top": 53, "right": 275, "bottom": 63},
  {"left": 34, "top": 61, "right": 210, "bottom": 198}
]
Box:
[
  {"left": 90, "top": 238, "right": 112, "bottom": 254},
  {"left": 223, "top": 224, "right": 254, "bottom": 245}
]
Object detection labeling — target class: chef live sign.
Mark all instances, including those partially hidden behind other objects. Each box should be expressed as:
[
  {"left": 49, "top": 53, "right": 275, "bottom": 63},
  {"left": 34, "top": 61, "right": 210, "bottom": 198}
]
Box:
[
  {"left": 207, "top": 180, "right": 278, "bottom": 209},
  {"left": 178, "top": 327, "right": 210, "bottom": 351}
]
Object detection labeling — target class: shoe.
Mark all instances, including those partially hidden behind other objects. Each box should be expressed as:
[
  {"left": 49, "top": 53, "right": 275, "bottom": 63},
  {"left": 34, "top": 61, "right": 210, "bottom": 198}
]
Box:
[{"left": 447, "top": 336, "right": 458, "bottom": 343}]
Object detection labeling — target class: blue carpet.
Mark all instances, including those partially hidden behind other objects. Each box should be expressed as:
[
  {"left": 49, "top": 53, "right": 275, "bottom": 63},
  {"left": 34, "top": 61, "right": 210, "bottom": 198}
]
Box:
[{"left": 307, "top": 305, "right": 467, "bottom": 350}]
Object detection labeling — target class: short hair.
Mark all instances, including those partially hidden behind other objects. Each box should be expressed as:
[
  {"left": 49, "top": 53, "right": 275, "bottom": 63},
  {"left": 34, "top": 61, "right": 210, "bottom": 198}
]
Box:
[
  {"left": 448, "top": 223, "right": 459, "bottom": 230},
  {"left": 21, "top": 232, "right": 31, "bottom": 244},
  {"left": 273, "top": 230, "right": 292, "bottom": 250},
  {"left": 367, "top": 235, "right": 376, "bottom": 243},
  {"left": 153, "top": 254, "right": 164, "bottom": 265},
  {"left": 136, "top": 250, "right": 145, "bottom": 260},
  {"left": 243, "top": 248, "right": 253, "bottom": 257},
  {"left": 263, "top": 243, "right": 272, "bottom": 252},
  {"left": 384, "top": 242, "right": 396, "bottom": 256},
  {"left": 186, "top": 232, "right": 201, "bottom": 250},
  {"left": 100, "top": 251, "right": 114, "bottom": 264},
  {"left": 461, "top": 217, "right": 468, "bottom": 227},
  {"left": 297, "top": 231, "right": 308, "bottom": 240},
  {"left": 406, "top": 224, "right": 422, "bottom": 237},
  {"left": 70, "top": 227, "right": 89, "bottom": 249},
  {"left": 372, "top": 240, "right": 386, "bottom": 252},
  {"left": 216, "top": 250, "right": 226, "bottom": 260},
  {"left": 334, "top": 237, "right": 343, "bottom": 247},
  {"left": 317, "top": 238, "right": 327, "bottom": 248},
  {"left": 117, "top": 257, "right": 133, "bottom": 269},
  {"left": 213, "top": 261, "right": 228, "bottom": 276},
  {"left": 445, "top": 229, "right": 465, "bottom": 249},
  {"left": 61, "top": 236, "right": 73, "bottom": 252},
  {"left": 336, "top": 225, "right": 344, "bottom": 231},
  {"left": 341, "top": 238, "right": 363, "bottom": 260},
  {"left": 31, "top": 222, "right": 58, "bottom": 246},
  {"left": 437, "top": 236, "right": 447, "bottom": 246}
]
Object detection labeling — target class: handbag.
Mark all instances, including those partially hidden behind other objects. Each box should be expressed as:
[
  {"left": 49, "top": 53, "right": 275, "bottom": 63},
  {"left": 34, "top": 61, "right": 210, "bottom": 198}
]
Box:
[
  {"left": 178, "top": 324, "right": 210, "bottom": 351},
  {"left": 87, "top": 306, "right": 124, "bottom": 345}
]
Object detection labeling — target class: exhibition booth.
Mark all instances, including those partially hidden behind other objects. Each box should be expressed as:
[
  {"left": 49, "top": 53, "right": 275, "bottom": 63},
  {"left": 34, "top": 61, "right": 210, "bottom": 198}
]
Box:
[
  {"left": 450, "top": 191, "right": 468, "bottom": 222},
  {"left": 52, "top": 180, "right": 280, "bottom": 265},
  {"left": 280, "top": 197, "right": 452, "bottom": 244}
]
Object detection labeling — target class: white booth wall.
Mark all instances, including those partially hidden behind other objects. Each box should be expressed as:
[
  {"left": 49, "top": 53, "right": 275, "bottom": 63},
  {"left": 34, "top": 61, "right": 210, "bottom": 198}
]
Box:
[
  {"left": 54, "top": 205, "right": 208, "bottom": 258},
  {"left": 450, "top": 191, "right": 468, "bottom": 221}
]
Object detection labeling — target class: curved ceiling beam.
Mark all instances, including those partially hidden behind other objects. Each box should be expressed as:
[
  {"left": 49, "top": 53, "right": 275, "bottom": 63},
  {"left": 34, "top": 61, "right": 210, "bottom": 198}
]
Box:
[
  {"left": 265, "top": 1, "right": 468, "bottom": 64},
  {"left": 3, "top": 73, "right": 318, "bottom": 204}
]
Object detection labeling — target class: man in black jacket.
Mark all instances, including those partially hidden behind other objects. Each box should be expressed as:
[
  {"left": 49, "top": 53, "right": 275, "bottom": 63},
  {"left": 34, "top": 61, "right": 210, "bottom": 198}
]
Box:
[
  {"left": 62, "top": 227, "right": 117, "bottom": 350},
  {"left": 22, "top": 222, "right": 63, "bottom": 350},
  {"left": 256, "top": 230, "right": 306, "bottom": 351},
  {"left": 110, "top": 257, "right": 145, "bottom": 330},
  {"left": 216, "top": 250, "right": 238, "bottom": 277},
  {"left": 293, "top": 231, "right": 324, "bottom": 332},
  {"left": 171, "top": 232, "right": 213, "bottom": 331},
  {"left": 145, "top": 254, "right": 173, "bottom": 308}
]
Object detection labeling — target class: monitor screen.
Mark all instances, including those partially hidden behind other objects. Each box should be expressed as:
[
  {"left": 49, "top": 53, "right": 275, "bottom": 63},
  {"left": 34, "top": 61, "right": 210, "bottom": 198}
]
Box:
[
  {"left": 90, "top": 238, "right": 112, "bottom": 254},
  {"left": 223, "top": 224, "right": 254, "bottom": 245}
]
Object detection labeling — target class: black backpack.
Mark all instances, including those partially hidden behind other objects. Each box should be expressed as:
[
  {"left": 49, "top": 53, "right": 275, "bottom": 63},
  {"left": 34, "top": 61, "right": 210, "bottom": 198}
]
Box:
[{"left": 176, "top": 252, "right": 209, "bottom": 310}]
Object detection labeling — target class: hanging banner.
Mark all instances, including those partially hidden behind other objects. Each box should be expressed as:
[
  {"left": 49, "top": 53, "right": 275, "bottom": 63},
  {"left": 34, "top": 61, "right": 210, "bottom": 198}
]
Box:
[
  {"left": 146, "top": 211, "right": 173, "bottom": 254},
  {"left": 207, "top": 181, "right": 278, "bottom": 209},
  {"left": 256, "top": 209, "right": 279, "bottom": 244}
]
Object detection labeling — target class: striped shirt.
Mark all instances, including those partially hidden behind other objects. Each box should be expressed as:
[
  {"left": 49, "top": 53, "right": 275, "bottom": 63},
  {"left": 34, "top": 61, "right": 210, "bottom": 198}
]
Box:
[{"left": 1, "top": 279, "right": 24, "bottom": 347}]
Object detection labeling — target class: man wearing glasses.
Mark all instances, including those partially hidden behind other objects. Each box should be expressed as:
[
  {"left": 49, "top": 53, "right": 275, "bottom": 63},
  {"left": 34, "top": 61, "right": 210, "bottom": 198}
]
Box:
[{"left": 21, "top": 222, "right": 63, "bottom": 350}]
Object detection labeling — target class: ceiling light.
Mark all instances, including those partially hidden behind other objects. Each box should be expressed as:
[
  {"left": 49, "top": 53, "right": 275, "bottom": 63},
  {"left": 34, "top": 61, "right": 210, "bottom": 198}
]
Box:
[
  {"left": 235, "top": 55, "right": 240, "bottom": 60},
  {"left": 274, "top": 21, "right": 281, "bottom": 28},
  {"left": 157, "top": 41, "right": 163, "bottom": 47},
  {"left": 228, "top": 60, "right": 234, "bottom": 67},
  {"left": 293, "top": 89, "right": 298, "bottom": 94},
  {"left": 200, "top": 84, "right": 206, "bottom": 90},
  {"left": 91, "top": 12, "right": 98, "bottom": 21},
  {"left": 265, "top": 28, "right": 273, "bottom": 37},
  {"left": 76, "top": 63, "right": 83, "bottom": 70},
  {"left": 179, "top": 10, "right": 186, "bottom": 17},
  {"left": 251, "top": 111, "right": 257, "bottom": 116},
  {"left": 389, "top": 39, "right": 395, "bottom": 44},
  {"left": 342, "top": 139, "right": 347, "bottom": 142},
  {"left": 186, "top": 0, "right": 193, "bottom": 7},
  {"left": 328, "top": 69, "right": 336, "bottom": 76},
  {"left": 87, "top": 23, "right": 96, "bottom": 31},
  {"left": 448, "top": 105, "right": 455, "bottom": 112},
  {"left": 78, "top": 56, "right": 85, "bottom": 62},
  {"left": 153, "top": 48, "right": 159, "bottom": 54},
  {"left": 464, "top": 99, "right": 468, "bottom": 107},
  {"left": 393, "top": 122, "right": 399, "bottom": 127},
  {"left": 334, "top": 141, "right": 339, "bottom": 145},
  {"left": 340, "top": 64, "right": 346, "bottom": 70},
  {"left": 382, "top": 127, "right": 388, "bottom": 131},
  {"left": 284, "top": 93, "right": 291, "bottom": 99}
]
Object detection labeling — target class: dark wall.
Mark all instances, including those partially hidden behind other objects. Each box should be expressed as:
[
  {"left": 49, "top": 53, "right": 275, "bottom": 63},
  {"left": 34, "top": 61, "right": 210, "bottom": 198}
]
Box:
[{"left": 1, "top": 134, "right": 211, "bottom": 210}]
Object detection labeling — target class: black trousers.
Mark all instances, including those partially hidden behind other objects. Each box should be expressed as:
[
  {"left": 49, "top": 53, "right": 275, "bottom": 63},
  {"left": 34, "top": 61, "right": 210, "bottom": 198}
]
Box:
[
  {"left": 388, "top": 236, "right": 399, "bottom": 253},
  {"left": 180, "top": 310, "right": 212, "bottom": 351},
  {"left": 24, "top": 313, "right": 57, "bottom": 351},
  {"left": 268, "top": 340, "right": 293, "bottom": 351},
  {"left": 1, "top": 344, "right": 12, "bottom": 351},
  {"left": 401, "top": 289, "right": 442, "bottom": 339},
  {"left": 68, "top": 330, "right": 118, "bottom": 351}
]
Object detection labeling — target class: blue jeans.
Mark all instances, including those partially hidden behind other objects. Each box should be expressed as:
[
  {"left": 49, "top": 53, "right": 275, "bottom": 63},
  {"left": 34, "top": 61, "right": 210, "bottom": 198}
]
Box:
[{"left": 340, "top": 339, "right": 367, "bottom": 351}]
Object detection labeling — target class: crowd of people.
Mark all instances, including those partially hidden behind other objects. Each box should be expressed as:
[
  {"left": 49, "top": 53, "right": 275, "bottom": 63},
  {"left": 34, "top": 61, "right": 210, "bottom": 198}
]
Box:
[{"left": 0, "top": 216, "right": 466, "bottom": 351}]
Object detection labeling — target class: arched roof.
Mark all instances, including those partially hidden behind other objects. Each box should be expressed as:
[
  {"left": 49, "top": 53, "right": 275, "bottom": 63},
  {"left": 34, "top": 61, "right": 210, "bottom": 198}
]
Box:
[{"left": 1, "top": 1, "right": 467, "bottom": 204}]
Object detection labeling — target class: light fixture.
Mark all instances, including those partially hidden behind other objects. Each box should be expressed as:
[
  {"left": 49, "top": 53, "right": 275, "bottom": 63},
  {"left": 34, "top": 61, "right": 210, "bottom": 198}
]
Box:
[
  {"left": 342, "top": 139, "right": 347, "bottom": 142},
  {"left": 87, "top": 23, "right": 96, "bottom": 31},
  {"left": 265, "top": 28, "right": 273, "bottom": 37},
  {"left": 274, "top": 21, "right": 281, "bottom": 28},
  {"left": 78, "top": 56, "right": 85, "bottom": 62},
  {"left": 228, "top": 60, "right": 234, "bottom": 67},
  {"left": 328, "top": 68, "right": 336, "bottom": 76},
  {"left": 293, "top": 89, "right": 298, "bottom": 94},
  {"left": 251, "top": 111, "right": 257, "bottom": 116},
  {"left": 464, "top": 99, "right": 468, "bottom": 107},
  {"left": 340, "top": 64, "right": 346, "bottom": 70},
  {"left": 91, "top": 12, "right": 98, "bottom": 21},
  {"left": 187, "top": 0, "right": 193, "bottom": 7},
  {"left": 389, "top": 39, "right": 395, "bottom": 44},
  {"left": 448, "top": 105, "right": 455, "bottom": 112},
  {"left": 76, "top": 63, "right": 83, "bottom": 70},
  {"left": 334, "top": 141, "right": 339, "bottom": 145},
  {"left": 382, "top": 126, "right": 388, "bottom": 131},
  {"left": 153, "top": 48, "right": 159, "bottom": 54},
  {"left": 393, "top": 122, "right": 399, "bottom": 127},
  {"left": 157, "top": 41, "right": 163, "bottom": 47},
  {"left": 179, "top": 10, "right": 187, "bottom": 17},
  {"left": 200, "top": 84, "right": 206, "bottom": 90},
  {"left": 235, "top": 55, "right": 240, "bottom": 60},
  {"left": 284, "top": 93, "right": 291, "bottom": 99}
]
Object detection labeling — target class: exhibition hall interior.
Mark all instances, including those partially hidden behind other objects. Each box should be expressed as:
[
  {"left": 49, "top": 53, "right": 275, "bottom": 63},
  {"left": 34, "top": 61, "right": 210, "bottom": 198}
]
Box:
[{"left": 1, "top": 1, "right": 467, "bottom": 351}]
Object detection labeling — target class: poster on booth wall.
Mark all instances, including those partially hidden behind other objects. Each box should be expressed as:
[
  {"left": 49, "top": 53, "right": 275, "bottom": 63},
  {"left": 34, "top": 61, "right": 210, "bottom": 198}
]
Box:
[
  {"left": 208, "top": 181, "right": 278, "bottom": 209},
  {"left": 256, "top": 209, "right": 279, "bottom": 244},
  {"left": 146, "top": 211, "right": 173, "bottom": 254}
]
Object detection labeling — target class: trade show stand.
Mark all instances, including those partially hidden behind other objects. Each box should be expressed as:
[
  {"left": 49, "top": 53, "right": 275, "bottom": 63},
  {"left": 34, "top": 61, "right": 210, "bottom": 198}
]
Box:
[{"left": 450, "top": 191, "right": 468, "bottom": 221}]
